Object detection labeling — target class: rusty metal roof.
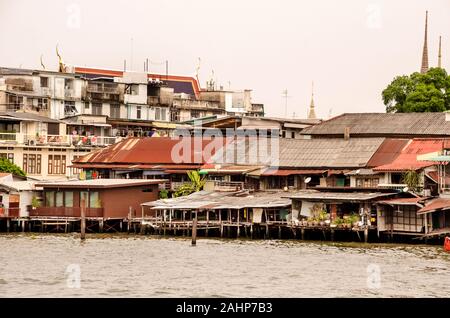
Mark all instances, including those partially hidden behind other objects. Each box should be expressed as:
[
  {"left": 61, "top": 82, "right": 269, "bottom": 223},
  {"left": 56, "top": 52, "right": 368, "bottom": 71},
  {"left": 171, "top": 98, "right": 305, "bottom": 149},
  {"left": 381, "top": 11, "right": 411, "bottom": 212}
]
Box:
[
  {"left": 301, "top": 113, "right": 450, "bottom": 137},
  {"left": 373, "top": 139, "right": 446, "bottom": 172},
  {"left": 417, "top": 198, "right": 450, "bottom": 214},
  {"left": 377, "top": 197, "right": 426, "bottom": 207},
  {"left": 73, "top": 137, "right": 228, "bottom": 165}
]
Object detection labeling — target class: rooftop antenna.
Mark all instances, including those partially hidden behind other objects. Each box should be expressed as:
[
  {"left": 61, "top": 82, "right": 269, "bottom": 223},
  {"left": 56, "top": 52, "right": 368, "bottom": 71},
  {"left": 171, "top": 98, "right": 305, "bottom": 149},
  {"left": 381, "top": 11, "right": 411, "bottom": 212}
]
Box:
[
  {"left": 40, "top": 54, "right": 46, "bottom": 70},
  {"left": 438, "top": 36, "right": 442, "bottom": 68},
  {"left": 56, "top": 44, "right": 65, "bottom": 72},
  {"left": 195, "top": 57, "right": 201, "bottom": 85},
  {"left": 281, "top": 89, "right": 291, "bottom": 118}
]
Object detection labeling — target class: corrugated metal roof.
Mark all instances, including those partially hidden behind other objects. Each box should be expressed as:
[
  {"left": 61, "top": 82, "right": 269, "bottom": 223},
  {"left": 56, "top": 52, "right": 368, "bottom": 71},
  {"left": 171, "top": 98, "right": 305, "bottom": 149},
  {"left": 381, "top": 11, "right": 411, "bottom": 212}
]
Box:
[
  {"left": 373, "top": 139, "right": 445, "bottom": 172},
  {"left": 284, "top": 190, "right": 396, "bottom": 201},
  {"left": 417, "top": 198, "right": 450, "bottom": 214},
  {"left": 73, "top": 137, "right": 229, "bottom": 165},
  {"left": 211, "top": 137, "right": 387, "bottom": 169},
  {"left": 377, "top": 197, "right": 425, "bottom": 207},
  {"left": 301, "top": 113, "right": 450, "bottom": 137},
  {"left": 143, "top": 190, "right": 291, "bottom": 210}
]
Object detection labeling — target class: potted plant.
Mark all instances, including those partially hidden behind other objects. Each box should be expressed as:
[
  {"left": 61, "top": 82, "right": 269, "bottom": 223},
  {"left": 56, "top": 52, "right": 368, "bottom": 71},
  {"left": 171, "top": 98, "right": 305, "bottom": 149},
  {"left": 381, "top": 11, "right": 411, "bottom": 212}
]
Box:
[{"left": 31, "top": 196, "right": 40, "bottom": 210}]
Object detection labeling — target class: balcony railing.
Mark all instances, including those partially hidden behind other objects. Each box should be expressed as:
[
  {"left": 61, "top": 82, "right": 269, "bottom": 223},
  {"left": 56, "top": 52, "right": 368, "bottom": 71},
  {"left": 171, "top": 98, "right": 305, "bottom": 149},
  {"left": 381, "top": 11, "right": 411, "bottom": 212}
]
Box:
[
  {"left": 0, "top": 132, "right": 18, "bottom": 143},
  {"left": 87, "top": 83, "right": 120, "bottom": 94},
  {"left": 30, "top": 207, "right": 104, "bottom": 218},
  {"left": 0, "top": 133, "right": 118, "bottom": 147}
]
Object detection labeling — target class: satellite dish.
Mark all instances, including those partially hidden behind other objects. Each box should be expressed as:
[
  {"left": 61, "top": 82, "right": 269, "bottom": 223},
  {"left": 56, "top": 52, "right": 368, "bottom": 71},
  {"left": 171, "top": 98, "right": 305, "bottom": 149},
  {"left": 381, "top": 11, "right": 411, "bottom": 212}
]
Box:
[
  {"left": 355, "top": 169, "right": 361, "bottom": 174},
  {"left": 402, "top": 186, "right": 409, "bottom": 192},
  {"left": 304, "top": 177, "right": 312, "bottom": 184}
]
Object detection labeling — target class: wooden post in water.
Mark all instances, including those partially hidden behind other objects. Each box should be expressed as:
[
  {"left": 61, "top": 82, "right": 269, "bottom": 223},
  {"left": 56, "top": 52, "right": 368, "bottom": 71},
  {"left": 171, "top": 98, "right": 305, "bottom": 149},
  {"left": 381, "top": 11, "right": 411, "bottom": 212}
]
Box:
[
  {"left": 80, "top": 198, "right": 86, "bottom": 241},
  {"left": 330, "top": 229, "right": 335, "bottom": 241},
  {"left": 192, "top": 210, "right": 198, "bottom": 246},
  {"left": 364, "top": 227, "right": 369, "bottom": 243},
  {"left": 6, "top": 218, "right": 10, "bottom": 233},
  {"left": 301, "top": 228, "right": 305, "bottom": 240}
]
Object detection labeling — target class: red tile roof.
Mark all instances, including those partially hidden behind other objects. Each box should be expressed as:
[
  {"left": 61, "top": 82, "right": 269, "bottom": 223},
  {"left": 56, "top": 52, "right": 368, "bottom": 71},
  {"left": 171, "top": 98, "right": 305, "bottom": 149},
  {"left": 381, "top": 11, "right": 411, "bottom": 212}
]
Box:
[{"left": 373, "top": 139, "right": 446, "bottom": 172}]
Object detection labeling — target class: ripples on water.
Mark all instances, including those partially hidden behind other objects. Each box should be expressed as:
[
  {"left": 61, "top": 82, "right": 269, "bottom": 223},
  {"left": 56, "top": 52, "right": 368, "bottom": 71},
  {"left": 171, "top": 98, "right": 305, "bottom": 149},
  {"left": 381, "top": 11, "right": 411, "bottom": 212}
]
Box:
[{"left": 0, "top": 234, "right": 449, "bottom": 298}]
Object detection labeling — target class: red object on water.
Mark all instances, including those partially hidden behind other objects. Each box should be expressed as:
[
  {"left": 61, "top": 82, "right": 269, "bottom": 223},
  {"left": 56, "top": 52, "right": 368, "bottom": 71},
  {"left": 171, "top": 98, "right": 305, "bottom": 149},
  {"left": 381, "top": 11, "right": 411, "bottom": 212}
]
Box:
[{"left": 445, "top": 237, "right": 450, "bottom": 252}]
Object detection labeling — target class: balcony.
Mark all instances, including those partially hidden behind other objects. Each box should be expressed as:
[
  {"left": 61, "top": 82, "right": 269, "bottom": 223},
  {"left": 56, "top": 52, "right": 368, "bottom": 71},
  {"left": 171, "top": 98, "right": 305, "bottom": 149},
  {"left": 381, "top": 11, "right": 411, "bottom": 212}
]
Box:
[
  {"left": 87, "top": 83, "right": 120, "bottom": 94},
  {"left": 0, "top": 132, "right": 18, "bottom": 143},
  {"left": 0, "top": 133, "right": 118, "bottom": 148},
  {"left": 30, "top": 207, "right": 104, "bottom": 218}
]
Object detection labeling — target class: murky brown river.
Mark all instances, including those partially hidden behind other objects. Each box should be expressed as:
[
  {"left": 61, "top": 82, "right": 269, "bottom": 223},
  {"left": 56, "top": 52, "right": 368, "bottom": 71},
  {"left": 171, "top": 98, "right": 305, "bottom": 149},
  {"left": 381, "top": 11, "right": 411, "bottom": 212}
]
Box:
[{"left": 0, "top": 234, "right": 449, "bottom": 297}]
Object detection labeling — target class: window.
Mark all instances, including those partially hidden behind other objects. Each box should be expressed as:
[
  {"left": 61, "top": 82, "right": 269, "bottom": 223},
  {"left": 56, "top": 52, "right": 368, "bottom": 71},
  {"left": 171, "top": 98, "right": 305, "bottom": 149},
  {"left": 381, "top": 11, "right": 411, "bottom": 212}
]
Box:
[
  {"left": 47, "top": 123, "right": 59, "bottom": 135},
  {"left": 64, "top": 78, "right": 74, "bottom": 90},
  {"left": 125, "top": 84, "right": 139, "bottom": 95},
  {"left": 40, "top": 77, "right": 49, "bottom": 88},
  {"left": 45, "top": 191, "right": 55, "bottom": 207},
  {"left": 0, "top": 153, "right": 14, "bottom": 163},
  {"left": 89, "top": 191, "right": 101, "bottom": 208},
  {"left": 291, "top": 131, "right": 295, "bottom": 139},
  {"left": 65, "top": 192, "right": 74, "bottom": 207},
  {"left": 110, "top": 104, "right": 120, "bottom": 118},
  {"left": 37, "top": 98, "right": 48, "bottom": 110},
  {"left": 84, "top": 102, "right": 90, "bottom": 110},
  {"left": 155, "top": 107, "right": 167, "bottom": 121},
  {"left": 48, "top": 155, "right": 66, "bottom": 175},
  {"left": 23, "top": 154, "right": 41, "bottom": 174},
  {"left": 191, "top": 110, "right": 201, "bottom": 119},
  {"left": 356, "top": 177, "right": 380, "bottom": 188},
  {"left": 136, "top": 106, "right": 142, "bottom": 119},
  {"left": 7, "top": 95, "right": 23, "bottom": 110},
  {"left": 171, "top": 110, "right": 180, "bottom": 122},
  {"left": 64, "top": 101, "right": 77, "bottom": 116},
  {"left": 92, "top": 103, "right": 102, "bottom": 115},
  {"left": 56, "top": 192, "right": 64, "bottom": 207}
]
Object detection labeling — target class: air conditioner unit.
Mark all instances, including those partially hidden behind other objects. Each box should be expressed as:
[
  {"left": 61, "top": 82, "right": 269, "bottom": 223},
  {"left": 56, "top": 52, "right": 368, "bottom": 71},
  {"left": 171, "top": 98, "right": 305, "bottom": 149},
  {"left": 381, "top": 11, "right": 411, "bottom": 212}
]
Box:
[{"left": 28, "top": 140, "right": 36, "bottom": 146}]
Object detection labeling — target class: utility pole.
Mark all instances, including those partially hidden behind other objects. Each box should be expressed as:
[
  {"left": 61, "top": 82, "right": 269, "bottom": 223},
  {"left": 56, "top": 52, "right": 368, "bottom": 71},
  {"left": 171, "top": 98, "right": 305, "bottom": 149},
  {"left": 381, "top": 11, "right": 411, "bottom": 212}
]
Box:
[{"left": 281, "top": 89, "right": 291, "bottom": 118}]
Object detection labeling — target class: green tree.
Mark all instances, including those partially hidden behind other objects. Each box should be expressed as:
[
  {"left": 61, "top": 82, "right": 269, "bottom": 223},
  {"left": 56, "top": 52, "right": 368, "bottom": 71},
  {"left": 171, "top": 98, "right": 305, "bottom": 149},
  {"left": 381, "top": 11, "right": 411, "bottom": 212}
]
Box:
[
  {"left": 174, "top": 170, "right": 206, "bottom": 197},
  {"left": 0, "top": 158, "right": 26, "bottom": 177},
  {"left": 383, "top": 68, "right": 450, "bottom": 113},
  {"left": 402, "top": 170, "right": 421, "bottom": 192}
]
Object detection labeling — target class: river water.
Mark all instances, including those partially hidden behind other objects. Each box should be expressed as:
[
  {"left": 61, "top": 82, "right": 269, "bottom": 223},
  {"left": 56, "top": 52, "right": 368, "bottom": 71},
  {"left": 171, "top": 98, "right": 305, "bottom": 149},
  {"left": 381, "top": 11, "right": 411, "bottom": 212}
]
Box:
[{"left": 0, "top": 234, "right": 449, "bottom": 297}]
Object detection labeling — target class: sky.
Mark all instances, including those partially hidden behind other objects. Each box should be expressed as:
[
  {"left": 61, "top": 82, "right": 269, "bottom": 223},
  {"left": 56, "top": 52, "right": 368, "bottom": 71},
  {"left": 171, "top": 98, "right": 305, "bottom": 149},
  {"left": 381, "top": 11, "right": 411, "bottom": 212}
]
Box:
[{"left": 1, "top": 0, "right": 449, "bottom": 119}]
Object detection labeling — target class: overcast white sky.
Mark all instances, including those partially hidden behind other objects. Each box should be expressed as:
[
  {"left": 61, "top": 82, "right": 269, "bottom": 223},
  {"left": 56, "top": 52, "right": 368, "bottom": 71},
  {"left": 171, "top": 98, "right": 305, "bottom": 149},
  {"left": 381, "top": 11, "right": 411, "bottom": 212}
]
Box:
[{"left": 1, "top": 0, "right": 449, "bottom": 118}]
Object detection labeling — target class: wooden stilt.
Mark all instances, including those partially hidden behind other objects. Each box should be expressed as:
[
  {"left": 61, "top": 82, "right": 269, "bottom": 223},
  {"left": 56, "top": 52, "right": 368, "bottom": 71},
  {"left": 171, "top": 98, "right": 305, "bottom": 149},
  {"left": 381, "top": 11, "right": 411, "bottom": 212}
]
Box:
[
  {"left": 250, "top": 224, "right": 253, "bottom": 239},
  {"left": 265, "top": 224, "right": 269, "bottom": 239},
  {"left": 80, "top": 198, "right": 86, "bottom": 241},
  {"left": 278, "top": 226, "right": 282, "bottom": 239},
  {"left": 301, "top": 228, "right": 305, "bottom": 240},
  {"left": 119, "top": 221, "right": 123, "bottom": 232},
  {"left": 220, "top": 223, "right": 224, "bottom": 237},
  {"left": 6, "top": 218, "right": 10, "bottom": 233},
  {"left": 364, "top": 227, "right": 369, "bottom": 243},
  {"left": 192, "top": 211, "right": 198, "bottom": 246},
  {"left": 331, "top": 229, "right": 335, "bottom": 241},
  {"left": 21, "top": 219, "right": 25, "bottom": 233},
  {"left": 99, "top": 219, "right": 104, "bottom": 233}
]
